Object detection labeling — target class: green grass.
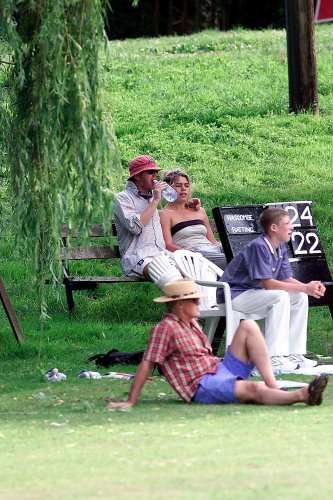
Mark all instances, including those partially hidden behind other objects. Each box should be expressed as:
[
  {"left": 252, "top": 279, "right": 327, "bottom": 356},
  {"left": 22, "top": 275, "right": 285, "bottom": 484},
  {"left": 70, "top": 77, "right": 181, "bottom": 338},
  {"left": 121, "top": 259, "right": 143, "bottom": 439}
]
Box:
[{"left": 1, "top": 25, "right": 333, "bottom": 498}]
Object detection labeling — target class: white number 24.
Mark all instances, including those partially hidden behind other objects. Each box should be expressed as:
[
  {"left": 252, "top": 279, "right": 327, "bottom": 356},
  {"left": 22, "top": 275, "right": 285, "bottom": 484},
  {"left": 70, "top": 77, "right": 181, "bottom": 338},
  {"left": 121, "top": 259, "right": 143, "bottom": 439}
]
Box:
[{"left": 285, "top": 205, "right": 313, "bottom": 227}]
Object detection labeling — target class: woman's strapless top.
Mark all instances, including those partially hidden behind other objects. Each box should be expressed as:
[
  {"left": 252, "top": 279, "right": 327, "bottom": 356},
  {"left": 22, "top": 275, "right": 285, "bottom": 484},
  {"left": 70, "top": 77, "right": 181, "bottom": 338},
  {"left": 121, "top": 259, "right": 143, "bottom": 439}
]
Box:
[{"left": 171, "top": 219, "right": 211, "bottom": 248}]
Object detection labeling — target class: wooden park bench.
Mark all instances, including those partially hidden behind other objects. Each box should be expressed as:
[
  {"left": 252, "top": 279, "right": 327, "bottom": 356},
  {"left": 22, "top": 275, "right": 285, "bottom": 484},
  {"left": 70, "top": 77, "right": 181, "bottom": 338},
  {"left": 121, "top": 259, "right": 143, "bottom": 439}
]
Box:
[
  {"left": 212, "top": 201, "right": 333, "bottom": 318},
  {"left": 59, "top": 220, "right": 218, "bottom": 314},
  {"left": 59, "top": 223, "right": 145, "bottom": 314}
]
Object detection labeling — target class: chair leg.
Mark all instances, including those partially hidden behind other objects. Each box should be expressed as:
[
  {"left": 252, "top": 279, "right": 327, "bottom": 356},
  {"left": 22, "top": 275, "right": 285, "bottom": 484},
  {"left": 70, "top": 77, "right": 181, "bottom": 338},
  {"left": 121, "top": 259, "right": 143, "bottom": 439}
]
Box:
[
  {"left": 329, "top": 304, "right": 333, "bottom": 320},
  {"left": 203, "top": 317, "right": 221, "bottom": 344},
  {"left": 211, "top": 317, "right": 226, "bottom": 355},
  {"left": 225, "top": 311, "right": 241, "bottom": 347}
]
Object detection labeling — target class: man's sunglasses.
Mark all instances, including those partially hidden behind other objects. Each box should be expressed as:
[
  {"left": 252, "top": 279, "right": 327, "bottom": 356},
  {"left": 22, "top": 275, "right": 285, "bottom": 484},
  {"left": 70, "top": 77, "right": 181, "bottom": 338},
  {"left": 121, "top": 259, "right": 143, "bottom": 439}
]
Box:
[{"left": 146, "top": 170, "right": 159, "bottom": 175}]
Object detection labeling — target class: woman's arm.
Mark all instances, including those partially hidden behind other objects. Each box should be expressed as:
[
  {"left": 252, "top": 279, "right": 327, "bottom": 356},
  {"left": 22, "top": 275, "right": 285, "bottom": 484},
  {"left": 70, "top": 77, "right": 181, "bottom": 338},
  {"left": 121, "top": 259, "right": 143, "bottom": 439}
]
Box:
[
  {"left": 159, "top": 210, "right": 183, "bottom": 252},
  {"left": 202, "top": 209, "right": 219, "bottom": 244}
]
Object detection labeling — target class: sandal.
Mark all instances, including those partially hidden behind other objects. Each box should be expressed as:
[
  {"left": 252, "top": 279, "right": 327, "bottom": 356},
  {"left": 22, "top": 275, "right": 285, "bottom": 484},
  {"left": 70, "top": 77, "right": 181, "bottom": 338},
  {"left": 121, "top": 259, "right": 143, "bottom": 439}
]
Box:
[{"left": 308, "top": 374, "right": 329, "bottom": 406}]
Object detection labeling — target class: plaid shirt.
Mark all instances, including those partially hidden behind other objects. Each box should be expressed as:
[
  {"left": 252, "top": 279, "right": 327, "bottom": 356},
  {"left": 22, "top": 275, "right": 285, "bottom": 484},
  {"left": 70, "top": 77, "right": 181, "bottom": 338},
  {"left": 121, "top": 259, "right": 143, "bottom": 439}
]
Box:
[{"left": 143, "top": 313, "right": 220, "bottom": 402}]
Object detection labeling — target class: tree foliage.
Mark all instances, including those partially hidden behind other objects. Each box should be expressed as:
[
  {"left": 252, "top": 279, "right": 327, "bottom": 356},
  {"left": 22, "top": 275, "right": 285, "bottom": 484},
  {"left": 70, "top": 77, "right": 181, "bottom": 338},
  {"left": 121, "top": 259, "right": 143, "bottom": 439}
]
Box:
[{"left": 1, "top": 0, "right": 120, "bottom": 316}]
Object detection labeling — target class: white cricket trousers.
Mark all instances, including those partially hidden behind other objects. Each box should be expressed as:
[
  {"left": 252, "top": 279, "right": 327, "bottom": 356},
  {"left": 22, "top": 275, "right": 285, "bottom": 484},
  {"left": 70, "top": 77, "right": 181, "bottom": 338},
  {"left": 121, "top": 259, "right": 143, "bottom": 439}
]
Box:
[{"left": 231, "top": 289, "right": 308, "bottom": 356}]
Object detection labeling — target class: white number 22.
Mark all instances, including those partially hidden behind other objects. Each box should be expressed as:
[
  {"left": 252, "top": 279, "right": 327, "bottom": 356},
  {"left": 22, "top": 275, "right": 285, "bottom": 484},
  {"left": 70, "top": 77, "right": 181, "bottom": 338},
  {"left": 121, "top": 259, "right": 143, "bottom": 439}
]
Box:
[{"left": 291, "top": 231, "right": 321, "bottom": 255}]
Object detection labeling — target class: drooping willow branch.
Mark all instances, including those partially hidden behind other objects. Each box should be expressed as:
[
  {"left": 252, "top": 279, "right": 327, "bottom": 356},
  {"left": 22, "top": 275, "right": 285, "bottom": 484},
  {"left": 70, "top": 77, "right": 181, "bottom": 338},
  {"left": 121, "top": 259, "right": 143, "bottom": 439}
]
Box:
[{"left": 1, "top": 0, "right": 120, "bottom": 318}]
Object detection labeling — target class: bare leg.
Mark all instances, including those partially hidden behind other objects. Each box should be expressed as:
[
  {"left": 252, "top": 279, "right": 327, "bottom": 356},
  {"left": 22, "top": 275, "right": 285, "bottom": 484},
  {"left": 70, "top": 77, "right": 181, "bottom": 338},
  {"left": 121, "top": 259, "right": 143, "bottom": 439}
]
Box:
[
  {"left": 235, "top": 380, "right": 309, "bottom": 405},
  {"left": 235, "top": 372, "right": 328, "bottom": 406},
  {"left": 229, "top": 320, "right": 278, "bottom": 389}
]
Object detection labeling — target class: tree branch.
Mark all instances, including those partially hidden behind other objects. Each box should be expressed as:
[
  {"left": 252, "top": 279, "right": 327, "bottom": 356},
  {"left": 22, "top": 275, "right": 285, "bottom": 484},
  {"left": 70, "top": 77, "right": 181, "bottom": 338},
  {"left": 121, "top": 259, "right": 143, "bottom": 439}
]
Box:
[{"left": 0, "top": 60, "right": 15, "bottom": 66}]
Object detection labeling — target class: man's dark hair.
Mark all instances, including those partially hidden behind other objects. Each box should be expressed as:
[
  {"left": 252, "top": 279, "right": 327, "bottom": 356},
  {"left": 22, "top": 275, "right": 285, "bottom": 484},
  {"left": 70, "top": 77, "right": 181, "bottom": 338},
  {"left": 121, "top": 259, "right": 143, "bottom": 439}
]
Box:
[
  {"left": 260, "top": 207, "right": 289, "bottom": 233},
  {"left": 165, "top": 300, "right": 177, "bottom": 312}
]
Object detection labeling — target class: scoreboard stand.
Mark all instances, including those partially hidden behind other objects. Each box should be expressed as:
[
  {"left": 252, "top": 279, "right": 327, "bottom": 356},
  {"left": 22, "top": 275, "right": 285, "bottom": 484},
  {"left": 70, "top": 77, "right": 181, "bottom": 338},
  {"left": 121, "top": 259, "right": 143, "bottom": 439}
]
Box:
[{"left": 213, "top": 201, "right": 333, "bottom": 318}]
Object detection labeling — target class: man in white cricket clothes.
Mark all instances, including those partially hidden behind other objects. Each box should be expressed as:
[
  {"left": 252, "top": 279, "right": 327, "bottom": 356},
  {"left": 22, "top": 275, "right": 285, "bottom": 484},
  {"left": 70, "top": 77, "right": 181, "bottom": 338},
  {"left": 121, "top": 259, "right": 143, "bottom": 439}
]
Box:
[{"left": 217, "top": 207, "right": 326, "bottom": 371}]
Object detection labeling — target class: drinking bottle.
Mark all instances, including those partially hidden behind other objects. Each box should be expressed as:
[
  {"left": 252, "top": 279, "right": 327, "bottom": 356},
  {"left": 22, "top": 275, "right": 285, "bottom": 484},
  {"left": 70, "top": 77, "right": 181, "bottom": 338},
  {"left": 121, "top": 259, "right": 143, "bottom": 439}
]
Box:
[{"left": 153, "top": 180, "right": 178, "bottom": 202}]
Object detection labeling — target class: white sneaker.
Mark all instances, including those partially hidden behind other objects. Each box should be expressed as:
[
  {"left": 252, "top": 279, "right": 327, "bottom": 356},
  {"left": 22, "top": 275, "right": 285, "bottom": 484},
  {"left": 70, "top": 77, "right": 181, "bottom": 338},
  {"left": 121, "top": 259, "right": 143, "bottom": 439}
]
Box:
[
  {"left": 77, "top": 370, "right": 102, "bottom": 379},
  {"left": 45, "top": 368, "right": 67, "bottom": 382},
  {"left": 271, "top": 356, "right": 299, "bottom": 373},
  {"left": 251, "top": 367, "right": 260, "bottom": 377},
  {"left": 288, "top": 354, "right": 318, "bottom": 368}
]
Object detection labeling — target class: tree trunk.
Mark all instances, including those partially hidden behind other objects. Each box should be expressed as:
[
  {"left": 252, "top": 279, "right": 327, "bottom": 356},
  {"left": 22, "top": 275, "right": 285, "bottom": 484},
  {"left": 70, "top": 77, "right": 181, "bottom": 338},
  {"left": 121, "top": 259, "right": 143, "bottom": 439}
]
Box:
[{"left": 285, "top": 0, "right": 319, "bottom": 114}]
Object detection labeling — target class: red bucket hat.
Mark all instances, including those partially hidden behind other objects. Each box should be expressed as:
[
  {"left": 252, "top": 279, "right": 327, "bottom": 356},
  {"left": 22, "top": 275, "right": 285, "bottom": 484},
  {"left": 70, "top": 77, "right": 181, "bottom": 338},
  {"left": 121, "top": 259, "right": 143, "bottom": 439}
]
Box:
[{"left": 128, "top": 155, "right": 160, "bottom": 179}]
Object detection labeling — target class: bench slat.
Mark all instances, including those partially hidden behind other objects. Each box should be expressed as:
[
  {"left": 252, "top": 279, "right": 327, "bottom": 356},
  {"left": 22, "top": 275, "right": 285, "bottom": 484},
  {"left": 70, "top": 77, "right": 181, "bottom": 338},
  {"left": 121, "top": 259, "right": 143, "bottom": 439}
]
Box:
[
  {"left": 66, "top": 276, "right": 144, "bottom": 283},
  {"left": 61, "top": 223, "right": 117, "bottom": 238},
  {"left": 61, "top": 246, "right": 120, "bottom": 260}
]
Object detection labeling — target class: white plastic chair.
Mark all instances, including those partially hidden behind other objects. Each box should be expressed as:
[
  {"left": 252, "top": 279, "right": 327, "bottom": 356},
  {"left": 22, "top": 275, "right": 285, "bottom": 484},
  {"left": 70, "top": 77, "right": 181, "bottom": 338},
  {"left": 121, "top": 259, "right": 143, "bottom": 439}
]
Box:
[
  {"left": 174, "top": 249, "right": 266, "bottom": 348},
  {"left": 173, "top": 250, "right": 237, "bottom": 346}
]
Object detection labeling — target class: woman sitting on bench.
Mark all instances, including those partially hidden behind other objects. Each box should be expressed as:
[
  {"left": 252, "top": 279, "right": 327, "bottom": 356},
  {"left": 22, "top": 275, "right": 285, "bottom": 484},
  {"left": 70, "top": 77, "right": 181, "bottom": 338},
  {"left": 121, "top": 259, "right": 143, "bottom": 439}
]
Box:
[{"left": 159, "top": 168, "right": 226, "bottom": 270}]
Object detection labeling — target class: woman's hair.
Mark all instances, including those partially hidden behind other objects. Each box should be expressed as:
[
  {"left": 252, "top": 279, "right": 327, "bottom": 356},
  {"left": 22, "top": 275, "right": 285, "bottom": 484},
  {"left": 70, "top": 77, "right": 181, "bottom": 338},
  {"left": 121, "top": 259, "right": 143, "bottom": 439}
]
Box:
[
  {"left": 161, "top": 168, "right": 191, "bottom": 187},
  {"left": 260, "top": 207, "right": 289, "bottom": 233}
]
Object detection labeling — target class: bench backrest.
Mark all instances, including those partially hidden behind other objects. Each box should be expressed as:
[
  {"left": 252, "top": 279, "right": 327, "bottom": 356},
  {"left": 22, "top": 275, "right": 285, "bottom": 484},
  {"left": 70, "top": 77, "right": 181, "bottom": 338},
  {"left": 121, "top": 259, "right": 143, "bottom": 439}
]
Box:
[
  {"left": 60, "top": 220, "right": 218, "bottom": 261},
  {"left": 213, "top": 201, "right": 333, "bottom": 286},
  {"left": 60, "top": 223, "right": 120, "bottom": 260}
]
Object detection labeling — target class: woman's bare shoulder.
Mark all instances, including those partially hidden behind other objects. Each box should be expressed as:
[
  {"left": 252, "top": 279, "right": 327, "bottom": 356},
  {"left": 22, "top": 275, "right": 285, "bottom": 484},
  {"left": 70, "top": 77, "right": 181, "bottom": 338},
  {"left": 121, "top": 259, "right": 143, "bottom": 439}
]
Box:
[
  {"left": 188, "top": 205, "right": 206, "bottom": 217},
  {"left": 158, "top": 208, "right": 173, "bottom": 222},
  {"left": 159, "top": 207, "right": 173, "bottom": 216}
]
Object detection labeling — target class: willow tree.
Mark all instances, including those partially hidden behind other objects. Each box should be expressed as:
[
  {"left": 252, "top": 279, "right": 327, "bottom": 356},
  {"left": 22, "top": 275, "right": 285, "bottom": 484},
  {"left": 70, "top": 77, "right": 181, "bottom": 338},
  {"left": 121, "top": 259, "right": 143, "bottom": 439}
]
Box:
[{"left": 1, "top": 1, "right": 120, "bottom": 318}]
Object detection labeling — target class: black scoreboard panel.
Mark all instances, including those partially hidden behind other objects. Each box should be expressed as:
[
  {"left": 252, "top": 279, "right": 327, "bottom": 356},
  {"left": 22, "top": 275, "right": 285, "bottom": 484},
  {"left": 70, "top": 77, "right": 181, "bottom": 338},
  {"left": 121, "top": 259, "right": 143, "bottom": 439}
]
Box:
[
  {"left": 212, "top": 204, "right": 264, "bottom": 262},
  {"left": 266, "top": 202, "right": 324, "bottom": 259},
  {"left": 212, "top": 201, "right": 333, "bottom": 290}
]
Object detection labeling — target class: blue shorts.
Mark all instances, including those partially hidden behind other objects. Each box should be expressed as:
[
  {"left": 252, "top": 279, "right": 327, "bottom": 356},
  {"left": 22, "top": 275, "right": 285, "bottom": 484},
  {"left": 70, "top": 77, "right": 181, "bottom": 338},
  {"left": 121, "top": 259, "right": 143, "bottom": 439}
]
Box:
[{"left": 193, "top": 348, "right": 254, "bottom": 404}]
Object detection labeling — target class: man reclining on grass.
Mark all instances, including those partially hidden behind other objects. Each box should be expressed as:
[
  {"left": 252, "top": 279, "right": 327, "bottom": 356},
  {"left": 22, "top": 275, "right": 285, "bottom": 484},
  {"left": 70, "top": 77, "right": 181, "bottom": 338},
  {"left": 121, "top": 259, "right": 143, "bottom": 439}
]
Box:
[{"left": 107, "top": 279, "right": 328, "bottom": 409}]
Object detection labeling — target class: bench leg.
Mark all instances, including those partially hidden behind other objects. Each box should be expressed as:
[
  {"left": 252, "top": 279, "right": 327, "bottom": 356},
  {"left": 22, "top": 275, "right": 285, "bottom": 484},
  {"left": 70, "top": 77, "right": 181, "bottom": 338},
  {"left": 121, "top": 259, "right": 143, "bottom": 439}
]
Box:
[{"left": 65, "top": 283, "right": 75, "bottom": 315}]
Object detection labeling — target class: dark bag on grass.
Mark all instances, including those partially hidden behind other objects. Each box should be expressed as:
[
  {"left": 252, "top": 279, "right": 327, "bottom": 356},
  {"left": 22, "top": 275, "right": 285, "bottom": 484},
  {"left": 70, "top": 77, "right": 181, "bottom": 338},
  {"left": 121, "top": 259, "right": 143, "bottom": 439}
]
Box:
[{"left": 88, "top": 349, "right": 145, "bottom": 368}]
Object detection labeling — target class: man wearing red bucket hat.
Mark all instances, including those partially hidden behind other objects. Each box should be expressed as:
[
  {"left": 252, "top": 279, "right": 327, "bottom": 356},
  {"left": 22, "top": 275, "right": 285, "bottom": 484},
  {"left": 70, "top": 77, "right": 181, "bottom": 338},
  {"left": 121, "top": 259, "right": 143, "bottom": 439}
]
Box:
[{"left": 114, "top": 155, "right": 183, "bottom": 285}]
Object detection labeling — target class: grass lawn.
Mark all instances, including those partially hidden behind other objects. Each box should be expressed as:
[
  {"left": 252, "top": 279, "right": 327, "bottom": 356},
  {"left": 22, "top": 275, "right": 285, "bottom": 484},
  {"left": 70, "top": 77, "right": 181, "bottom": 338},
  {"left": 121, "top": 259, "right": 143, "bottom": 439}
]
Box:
[{"left": 1, "top": 25, "right": 333, "bottom": 498}]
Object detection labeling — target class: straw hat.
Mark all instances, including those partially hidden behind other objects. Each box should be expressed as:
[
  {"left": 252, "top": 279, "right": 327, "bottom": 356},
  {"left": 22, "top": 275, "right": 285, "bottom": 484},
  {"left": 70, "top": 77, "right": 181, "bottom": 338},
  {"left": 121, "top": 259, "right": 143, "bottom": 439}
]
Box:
[{"left": 153, "top": 279, "right": 206, "bottom": 303}]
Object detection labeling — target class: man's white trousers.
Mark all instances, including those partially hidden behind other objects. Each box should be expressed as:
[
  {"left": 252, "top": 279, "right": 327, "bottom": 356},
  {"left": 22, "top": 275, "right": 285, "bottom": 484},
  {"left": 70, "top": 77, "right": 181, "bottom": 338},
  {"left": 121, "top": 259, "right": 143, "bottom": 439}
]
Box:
[{"left": 231, "top": 289, "right": 308, "bottom": 356}]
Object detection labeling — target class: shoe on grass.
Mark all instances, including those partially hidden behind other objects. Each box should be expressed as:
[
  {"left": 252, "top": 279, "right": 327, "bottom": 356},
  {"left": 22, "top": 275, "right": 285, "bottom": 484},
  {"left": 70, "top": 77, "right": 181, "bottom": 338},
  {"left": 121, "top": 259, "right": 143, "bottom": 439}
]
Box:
[
  {"left": 45, "top": 368, "right": 66, "bottom": 382},
  {"left": 45, "top": 368, "right": 58, "bottom": 378},
  {"left": 77, "top": 370, "right": 101, "bottom": 379},
  {"left": 271, "top": 356, "right": 299, "bottom": 373},
  {"left": 288, "top": 354, "right": 318, "bottom": 368},
  {"left": 308, "top": 374, "right": 329, "bottom": 406}
]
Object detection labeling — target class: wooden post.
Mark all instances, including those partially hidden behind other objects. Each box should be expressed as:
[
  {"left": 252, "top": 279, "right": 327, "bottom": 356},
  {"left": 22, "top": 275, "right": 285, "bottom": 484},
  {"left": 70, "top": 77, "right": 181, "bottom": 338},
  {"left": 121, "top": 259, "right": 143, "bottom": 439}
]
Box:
[
  {"left": 0, "top": 277, "right": 25, "bottom": 344},
  {"left": 285, "top": 0, "right": 319, "bottom": 114}
]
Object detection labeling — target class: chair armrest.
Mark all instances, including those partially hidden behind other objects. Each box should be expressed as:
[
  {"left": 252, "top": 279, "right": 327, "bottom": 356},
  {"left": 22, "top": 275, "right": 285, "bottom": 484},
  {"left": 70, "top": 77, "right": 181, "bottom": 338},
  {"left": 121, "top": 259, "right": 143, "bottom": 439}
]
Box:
[
  {"left": 194, "top": 279, "right": 230, "bottom": 290},
  {"left": 194, "top": 279, "right": 234, "bottom": 344},
  {"left": 194, "top": 279, "right": 232, "bottom": 310}
]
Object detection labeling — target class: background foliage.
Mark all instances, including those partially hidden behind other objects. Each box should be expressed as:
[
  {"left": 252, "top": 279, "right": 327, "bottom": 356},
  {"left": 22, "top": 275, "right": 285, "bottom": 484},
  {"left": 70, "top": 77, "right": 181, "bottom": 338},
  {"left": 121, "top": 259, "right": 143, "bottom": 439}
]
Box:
[{"left": 1, "top": 0, "right": 120, "bottom": 317}]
